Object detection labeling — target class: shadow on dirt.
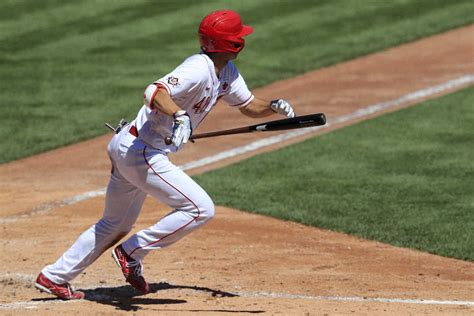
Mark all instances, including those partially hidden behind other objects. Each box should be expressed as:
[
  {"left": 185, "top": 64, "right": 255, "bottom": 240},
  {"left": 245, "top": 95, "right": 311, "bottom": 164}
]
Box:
[
  {"left": 31, "top": 282, "right": 264, "bottom": 312},
  {"left": 80, "top": 282, "right": 243, "bottom": 312}
]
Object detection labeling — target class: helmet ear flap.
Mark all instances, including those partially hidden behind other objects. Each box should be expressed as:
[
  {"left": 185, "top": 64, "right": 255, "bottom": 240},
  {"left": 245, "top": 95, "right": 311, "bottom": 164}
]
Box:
[
  {"left": 230, "top": 38, "right": 244, "bottom": 51},
  {"left": 199, "top": 34, "right": 213, "bottom": 52},
  {"left": 199, "top": 34, "right": 243, "bottom": 53}
]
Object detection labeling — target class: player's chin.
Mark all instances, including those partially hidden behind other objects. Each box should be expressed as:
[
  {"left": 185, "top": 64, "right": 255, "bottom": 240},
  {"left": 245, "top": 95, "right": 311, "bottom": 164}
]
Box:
[{"left": 225, "top": 52, "right": 239, "bottom": 60}]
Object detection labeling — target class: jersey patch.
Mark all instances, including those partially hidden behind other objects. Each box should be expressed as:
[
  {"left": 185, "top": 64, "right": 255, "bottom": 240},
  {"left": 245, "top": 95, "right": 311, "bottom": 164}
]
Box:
[{"left": 167, "top": 76, "right": 180, "bottom": 87}]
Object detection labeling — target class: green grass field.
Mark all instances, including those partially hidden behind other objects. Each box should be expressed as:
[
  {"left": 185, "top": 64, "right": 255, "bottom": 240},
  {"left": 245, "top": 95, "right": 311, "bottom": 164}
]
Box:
[
  {"left": 1, "top": 0, "right": 474, "bottom": 163},
  {"left": 194, "top": 87, "right": 474, "bottom": 261}
]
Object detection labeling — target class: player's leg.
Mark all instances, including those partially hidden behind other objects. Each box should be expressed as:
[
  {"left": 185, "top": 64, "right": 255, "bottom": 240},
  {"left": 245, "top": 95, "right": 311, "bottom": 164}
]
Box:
[
  {"left": 105, "top": 137, "right": 214, "bottom": 293},
  {"left": 40, "top": 167, "right": 146, "bottom": 285},
  {"left": 118, "top": 147, "right": 215, "bottom": 261}
]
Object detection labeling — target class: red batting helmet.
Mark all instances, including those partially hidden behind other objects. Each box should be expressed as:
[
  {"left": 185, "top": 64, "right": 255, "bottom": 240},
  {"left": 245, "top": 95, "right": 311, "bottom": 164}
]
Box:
[{"left": 198, "top": 10, "right": 253, "bottom": 53}]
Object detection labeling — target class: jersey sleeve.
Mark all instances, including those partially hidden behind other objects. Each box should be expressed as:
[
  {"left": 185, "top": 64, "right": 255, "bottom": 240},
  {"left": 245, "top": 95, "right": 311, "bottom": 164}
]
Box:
[
  {"left": 221, "top": 63, "right": 254, "bottom": 108},
  {"left": 154, "top": 61, "right": 204, "bottom": 100}
]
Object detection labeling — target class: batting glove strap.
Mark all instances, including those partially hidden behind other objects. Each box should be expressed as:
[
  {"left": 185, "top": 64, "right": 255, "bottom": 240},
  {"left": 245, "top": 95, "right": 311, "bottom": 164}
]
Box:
[
  {"left": 270, "top": 99, "right": 295, "bottom": 118},
  {"left": 173, "top": 110, "right": 188, "bottom": 119}
]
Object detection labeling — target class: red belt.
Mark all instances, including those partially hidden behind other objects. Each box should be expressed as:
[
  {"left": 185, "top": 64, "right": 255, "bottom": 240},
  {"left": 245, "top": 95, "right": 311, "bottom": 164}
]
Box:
[{"left": 129, "top": 125, "right": 138, "bottom": 137}]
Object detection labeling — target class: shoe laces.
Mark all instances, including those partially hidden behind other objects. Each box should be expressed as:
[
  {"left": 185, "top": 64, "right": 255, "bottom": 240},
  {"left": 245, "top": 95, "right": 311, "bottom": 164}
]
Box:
[
  {"left": 126, "top": 259, "right": 144, "bottom": 277},
  {"left": 65, "top": 283, "right": 74, "bottom": 296}
]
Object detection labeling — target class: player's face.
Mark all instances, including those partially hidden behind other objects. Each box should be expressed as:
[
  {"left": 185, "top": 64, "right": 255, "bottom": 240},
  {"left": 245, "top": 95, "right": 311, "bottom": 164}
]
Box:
[{"left": 223, "top": 52, "right": 238, "bottom": 61}]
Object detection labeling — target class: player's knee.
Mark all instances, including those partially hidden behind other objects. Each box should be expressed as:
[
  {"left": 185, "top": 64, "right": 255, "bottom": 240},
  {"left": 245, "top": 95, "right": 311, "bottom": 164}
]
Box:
[
  {"left": 97, "top": 217, "right": 131, "bottom": 235},
  {"left": 197, "top": 194, "right": 215, "bottom": 223}
]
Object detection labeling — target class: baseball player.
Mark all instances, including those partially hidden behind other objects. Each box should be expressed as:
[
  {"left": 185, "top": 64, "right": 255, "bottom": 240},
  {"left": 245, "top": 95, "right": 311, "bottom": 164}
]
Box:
[{"left": 35, "top": 9, "right": 294, "bottom": 300}]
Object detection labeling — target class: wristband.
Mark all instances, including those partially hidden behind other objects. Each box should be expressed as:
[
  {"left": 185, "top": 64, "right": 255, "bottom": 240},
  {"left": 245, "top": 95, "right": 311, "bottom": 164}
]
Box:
[{"left": 173, "top": 110, "right": 187, "bottom": 118}]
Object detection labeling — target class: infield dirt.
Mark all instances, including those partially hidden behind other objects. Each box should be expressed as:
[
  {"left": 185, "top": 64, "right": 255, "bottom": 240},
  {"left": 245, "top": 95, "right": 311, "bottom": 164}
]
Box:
[{"left": 1, "top": 25, "right": 473, "bottom": 315}]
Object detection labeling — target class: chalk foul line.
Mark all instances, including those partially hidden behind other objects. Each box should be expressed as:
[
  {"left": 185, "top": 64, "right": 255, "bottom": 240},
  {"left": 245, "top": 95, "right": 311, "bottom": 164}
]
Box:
[
  {"left": 0, "top": 189, "right": 107, "bottom": 223},
  {"left": 178, "top": 75, "right": 473, "bottom": 170},
  {"left": 0, "top": 284, "right": 473, "bottom": 309},
  {"left": 1, "top": 74, "right": 473, "bottom": 223},
  {"left": 237, "top": 291, "right": 474, "bottom": 307},
  {"left": 0, "top": 273, "right": 473, "bottom": 308}
]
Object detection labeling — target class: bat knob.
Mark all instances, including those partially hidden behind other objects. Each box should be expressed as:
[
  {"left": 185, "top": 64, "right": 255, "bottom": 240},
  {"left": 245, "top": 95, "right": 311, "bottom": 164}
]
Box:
[{"left": 165, "top": 137, "right": 172, "bottom": 145}]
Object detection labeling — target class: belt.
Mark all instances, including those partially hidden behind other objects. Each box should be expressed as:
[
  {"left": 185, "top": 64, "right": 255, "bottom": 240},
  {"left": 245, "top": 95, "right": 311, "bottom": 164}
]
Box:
[{"left": 129, "top": 125, "right": 139, "bottom": 137}]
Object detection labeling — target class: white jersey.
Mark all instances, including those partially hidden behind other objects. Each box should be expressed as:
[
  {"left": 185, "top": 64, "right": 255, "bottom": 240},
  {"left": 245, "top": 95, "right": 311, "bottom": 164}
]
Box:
[{"left": 133, "top": 53, "right": 254, "bottom": 152}]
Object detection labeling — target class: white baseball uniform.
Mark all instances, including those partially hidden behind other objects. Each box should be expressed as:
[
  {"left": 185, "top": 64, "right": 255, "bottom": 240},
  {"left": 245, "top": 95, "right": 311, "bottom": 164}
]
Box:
[{"left": 42, "top": 53, "right": 254, "bottom": 284}]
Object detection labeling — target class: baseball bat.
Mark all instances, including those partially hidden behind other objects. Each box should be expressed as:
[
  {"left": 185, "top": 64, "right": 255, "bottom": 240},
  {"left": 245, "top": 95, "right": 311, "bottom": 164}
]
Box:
[{"left": 165, "top": 113, "right": 326, "bottom": 144}]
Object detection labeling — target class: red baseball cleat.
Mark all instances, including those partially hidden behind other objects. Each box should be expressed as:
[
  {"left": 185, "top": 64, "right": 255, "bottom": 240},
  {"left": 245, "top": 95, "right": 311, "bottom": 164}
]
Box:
[
  {"left": 34, "top": 272, "right": 85, "bottom": 300},
  {"left": 112, "top": 245, "right": 150, "bottom": 294}
]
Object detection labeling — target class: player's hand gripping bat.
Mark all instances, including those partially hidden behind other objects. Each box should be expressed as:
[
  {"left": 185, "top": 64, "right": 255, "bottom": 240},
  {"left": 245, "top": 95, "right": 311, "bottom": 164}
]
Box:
[{"left": 165, "top": 113, "right": 326, "bottom": 144}]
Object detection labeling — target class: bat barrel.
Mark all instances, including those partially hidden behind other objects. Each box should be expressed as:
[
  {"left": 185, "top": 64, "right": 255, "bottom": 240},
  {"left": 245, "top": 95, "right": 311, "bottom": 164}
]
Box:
[{"left": 262, "top": 113, "right": 326, "bottom": 131}]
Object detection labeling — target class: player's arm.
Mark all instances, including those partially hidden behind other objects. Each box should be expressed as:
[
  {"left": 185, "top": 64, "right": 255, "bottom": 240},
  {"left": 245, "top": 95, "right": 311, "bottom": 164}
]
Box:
[
  {"left": 239, "top": 96, "right": 273, "bottom": 118},
  {"left": 145, "top": 85, "right": 182, "bottom": 116},
  {"left": 239, "top": 96, "right": 295, "bottom": 118},
  {"left": 144, "top": 84, "right": 191, "bottom": 146}
]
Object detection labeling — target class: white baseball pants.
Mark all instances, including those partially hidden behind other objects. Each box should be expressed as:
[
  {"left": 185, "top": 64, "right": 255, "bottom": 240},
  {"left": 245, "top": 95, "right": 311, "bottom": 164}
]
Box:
[{"left": 42, "top": 124, "right": 215, "bottom": 284}]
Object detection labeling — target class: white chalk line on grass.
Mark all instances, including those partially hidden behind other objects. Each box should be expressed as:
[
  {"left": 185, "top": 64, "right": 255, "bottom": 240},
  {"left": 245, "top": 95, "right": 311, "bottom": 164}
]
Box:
[
  {"left": 1, "top": 75, "right": 473, "bottom": 224},
  {"left": 179, "top": 75, "right": 473, "bottom": 171}
]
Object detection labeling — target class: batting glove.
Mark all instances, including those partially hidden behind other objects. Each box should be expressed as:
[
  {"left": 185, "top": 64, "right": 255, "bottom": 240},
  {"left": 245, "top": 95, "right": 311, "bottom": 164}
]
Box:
[
  {"left": 170, "top": 110, "right": 192, "bottom": 147},
  {"left": 270, "top": 99, "right": 295, "bottom": 118}
]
